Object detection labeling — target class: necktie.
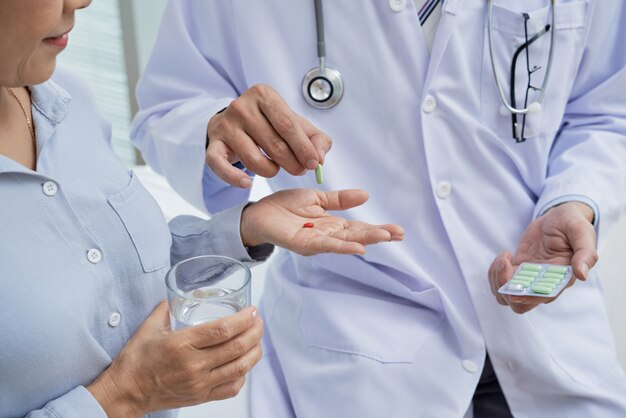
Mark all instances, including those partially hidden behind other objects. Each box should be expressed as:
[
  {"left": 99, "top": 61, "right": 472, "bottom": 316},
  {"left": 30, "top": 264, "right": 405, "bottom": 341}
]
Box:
[{"left": 415, "top": 0, "right": 443, "bottom": 51}]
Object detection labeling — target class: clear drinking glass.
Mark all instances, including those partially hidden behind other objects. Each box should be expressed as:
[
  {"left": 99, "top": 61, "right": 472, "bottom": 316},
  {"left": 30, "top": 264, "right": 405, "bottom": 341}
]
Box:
[{"left": 166, "top": 255, "right": 251, "bottom": 330}]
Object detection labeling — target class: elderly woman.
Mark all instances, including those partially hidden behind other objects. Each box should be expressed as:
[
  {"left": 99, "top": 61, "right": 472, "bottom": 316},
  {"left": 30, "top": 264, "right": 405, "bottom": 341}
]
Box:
[{"left": 0, "top": 0, "right": 403, "bottom": 417}]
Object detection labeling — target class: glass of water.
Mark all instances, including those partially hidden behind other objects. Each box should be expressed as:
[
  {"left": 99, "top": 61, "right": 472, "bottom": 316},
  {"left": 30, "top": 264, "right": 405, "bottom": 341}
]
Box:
[{"left": 166, "top": 255, "right": 251, "bottom": 330}]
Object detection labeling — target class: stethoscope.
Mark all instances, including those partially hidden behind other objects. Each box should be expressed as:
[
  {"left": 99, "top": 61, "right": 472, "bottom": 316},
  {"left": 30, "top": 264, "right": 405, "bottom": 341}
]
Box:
[
  {"left": 487, "top": 0, "right": 556, "bottom": 115},
  {"left": 302, "top": 0, "right": 557, "bottom": 115},
  {"left": 302, "top": 0, "right": 344, "bottom": 109}
]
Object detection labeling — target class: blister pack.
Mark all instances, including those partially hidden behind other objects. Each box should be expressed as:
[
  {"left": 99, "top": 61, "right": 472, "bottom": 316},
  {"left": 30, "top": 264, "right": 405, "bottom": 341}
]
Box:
[{"left": 498, "top": 263, "right": 573, "bottom": 298}]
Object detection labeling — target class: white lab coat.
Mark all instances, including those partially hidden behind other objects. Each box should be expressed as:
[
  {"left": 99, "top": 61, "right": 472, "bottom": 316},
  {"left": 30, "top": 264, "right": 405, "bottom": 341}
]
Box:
[{"left": 131, "top": 1, "right": 626, "bottom": 416}]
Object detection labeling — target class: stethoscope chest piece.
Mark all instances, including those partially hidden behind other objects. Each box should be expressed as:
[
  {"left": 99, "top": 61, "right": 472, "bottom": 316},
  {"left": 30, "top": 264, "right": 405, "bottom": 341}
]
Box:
[{"left": 302, "top": 66, "right": 344, "bottom": 109}]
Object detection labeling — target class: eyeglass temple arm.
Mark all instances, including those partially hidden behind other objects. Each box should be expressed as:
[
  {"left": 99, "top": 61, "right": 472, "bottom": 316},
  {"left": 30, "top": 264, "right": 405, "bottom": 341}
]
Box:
[{"left": 509, "top": 24, "right": 551, "bottom": 112}]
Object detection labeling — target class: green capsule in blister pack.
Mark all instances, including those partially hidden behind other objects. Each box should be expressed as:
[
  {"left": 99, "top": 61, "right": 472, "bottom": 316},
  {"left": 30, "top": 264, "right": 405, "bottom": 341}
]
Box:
[{"left": 498, "top": 263, "right": 573, "bottom": 298}]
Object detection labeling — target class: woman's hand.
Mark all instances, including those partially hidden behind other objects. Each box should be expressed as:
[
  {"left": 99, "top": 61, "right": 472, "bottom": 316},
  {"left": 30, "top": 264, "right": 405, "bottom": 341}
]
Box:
[
  {"left": 87, "top": 302, "right": 263, "bottom": 417},
  {"left": 240, "top": 188, "right": 404, "bottom": 255}
]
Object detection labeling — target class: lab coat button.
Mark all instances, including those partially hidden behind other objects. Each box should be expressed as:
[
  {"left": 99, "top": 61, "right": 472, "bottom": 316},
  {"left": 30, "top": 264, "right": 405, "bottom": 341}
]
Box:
[
  {"left": 87, "top": 249, "right": 102, "bottom": 264},
  {"left": 42, "top": 181, "right": 58, "bottom": 196},
  {"left": 436, "top": 181, "right": 451, "bottom": 199},
  {"left": 108, "top": 312, "right": 121, "bottom": 327},
  {"left": 422, "top": 95, "right": 437, "bottom": 113},
  {"left": 463, "top": 359, "right": 479, "bottom": 373},
  {"left": 388, "top": 0, "right": 406, "bottom": 12}
]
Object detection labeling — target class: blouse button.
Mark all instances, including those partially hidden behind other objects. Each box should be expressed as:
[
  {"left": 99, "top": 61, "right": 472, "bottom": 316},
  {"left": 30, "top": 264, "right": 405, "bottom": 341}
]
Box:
[
  {"left": 42, "top": 181, "right": 58, "bottom": 196},
  {"left": 87, "top": 249, "right": 102, "bottom": 264},
  {"left": 108, "top": 312, "right": 122, "bottom": 327}
]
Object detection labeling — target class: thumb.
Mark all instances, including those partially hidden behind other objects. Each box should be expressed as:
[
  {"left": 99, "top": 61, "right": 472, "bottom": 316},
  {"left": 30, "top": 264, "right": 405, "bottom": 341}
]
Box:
[
  {"left": 297, "top": 115, "right": 332, "bottom": 164},
  {"left": 137, "top": 300, "right": 171, "bottom": 333},
  {"left": 567, "top": 221, "right": 598, "bottom": 280},
  {"left": 321, "top": 189, "right": 369, "bottom": 211}
]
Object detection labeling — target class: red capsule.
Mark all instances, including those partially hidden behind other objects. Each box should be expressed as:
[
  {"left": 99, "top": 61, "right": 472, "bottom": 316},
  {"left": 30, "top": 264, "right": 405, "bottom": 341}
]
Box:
[{"left": 303, "top": 222, "right": 315, "bottom": 228}]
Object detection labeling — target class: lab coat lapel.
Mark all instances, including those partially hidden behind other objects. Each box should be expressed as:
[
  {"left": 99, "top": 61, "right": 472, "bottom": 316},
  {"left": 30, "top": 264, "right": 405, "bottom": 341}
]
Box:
[{"left": 424, "top": 0, "right": 464, "bottom": 90}]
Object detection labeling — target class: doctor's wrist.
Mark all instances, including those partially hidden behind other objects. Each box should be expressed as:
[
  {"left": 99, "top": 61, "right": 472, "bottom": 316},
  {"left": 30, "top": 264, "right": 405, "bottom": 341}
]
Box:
[{"left": 546, "top": 201, "right": 595, "bottom": 224}]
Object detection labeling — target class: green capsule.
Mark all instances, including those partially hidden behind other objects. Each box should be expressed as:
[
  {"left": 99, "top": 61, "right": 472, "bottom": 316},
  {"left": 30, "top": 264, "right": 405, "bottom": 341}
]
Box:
[
  {"left": 542, "top": 272, "right": 564, "bottom": 280},
  {"left": 521, "top": 263, "right": 542, "bottom": 272},
  {"left": 546, "top": 265, "right": 568, "bottom": 274},
  {"left": 315, "top": 164, "right": 324, "bottom": 184},
  {"left": 531, "top": 285, "right": 555, "bottom": 295},
  {"left": 535, "top": 278, "right": 561, "bottom": 286},
  {"left": 517, "top": 270, "right": 539, "bottom": 278}
]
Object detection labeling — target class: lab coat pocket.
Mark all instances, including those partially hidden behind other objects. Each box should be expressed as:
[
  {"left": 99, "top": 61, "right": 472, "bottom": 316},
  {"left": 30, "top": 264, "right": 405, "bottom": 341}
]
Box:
[
  {"left": 527, "top": 278, "right": 619, "bottom": 389},
  {"left": 108, "top": 172, "right": 172, "bottom": 273},
  {"left": 299, "top": 263, "right": 444, "bottom": 364},
  {"left": 480, "top": 1, "right": 589, "bottom": 141}
]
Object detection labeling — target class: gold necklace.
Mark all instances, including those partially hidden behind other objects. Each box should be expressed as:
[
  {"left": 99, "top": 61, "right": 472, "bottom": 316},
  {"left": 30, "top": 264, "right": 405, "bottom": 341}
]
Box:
[{"left": 6, "top": 87, "right": 36, "bottom": 144}]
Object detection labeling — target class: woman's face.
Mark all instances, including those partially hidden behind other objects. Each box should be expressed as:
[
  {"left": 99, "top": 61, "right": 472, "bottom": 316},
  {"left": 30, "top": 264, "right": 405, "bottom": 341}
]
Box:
[{"left": 0, "top": 0, "right": 91, "bottom": 87}]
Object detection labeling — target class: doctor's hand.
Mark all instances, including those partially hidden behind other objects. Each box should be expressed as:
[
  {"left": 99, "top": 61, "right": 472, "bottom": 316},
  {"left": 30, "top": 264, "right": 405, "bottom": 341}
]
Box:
[
  {"left": 488, "top": 201, "right": 597, "bottom": 314},
  {"left": 87, "top": 302, "right": 263, "bottom": 418},
  {"left": 206, "top": 84, "right": 332, "bottom": 188},
  {"left": 240, "top": 188, "right": 404, "bottom": 256}
]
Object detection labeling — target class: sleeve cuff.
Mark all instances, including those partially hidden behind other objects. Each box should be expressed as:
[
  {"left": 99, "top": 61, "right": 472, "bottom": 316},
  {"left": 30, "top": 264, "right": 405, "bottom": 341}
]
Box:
[
  {"left": 39, "top": 386, "right": 107, "bottom": 418},
  {"left": 169, "top": 204, "right": 274, "bottom": 265},
  {"left": 534, "top": 194, "right": 600, "bottom": 237},
  {"left": 207, "top": 203, "right": 274, "bottom": 262}
]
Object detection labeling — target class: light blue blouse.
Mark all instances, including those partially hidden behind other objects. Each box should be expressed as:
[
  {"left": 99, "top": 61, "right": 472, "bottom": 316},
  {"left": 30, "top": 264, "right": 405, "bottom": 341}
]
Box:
[{"left": 0, "top": 70, "right": 271, "bottom": 418}]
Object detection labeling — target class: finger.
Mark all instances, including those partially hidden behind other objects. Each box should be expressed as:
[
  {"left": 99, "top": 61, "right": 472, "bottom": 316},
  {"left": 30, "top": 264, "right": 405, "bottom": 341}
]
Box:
[
  {"left": 507, "top": 294, "right": 554, "bottom": 306},
  {"left": 209, "top": 343, "right": 263, "bottom": 386},
  {"left": 225, "top": 130, "right": 280, "bottom": 178},
  {"left": 306, "top": 236, "right": 366, "bottom": 255},
  {"left": 488, "top": 252, "right": 512, "bottom": 305},
  {"left": 258, "top": 91, "right": 319, "bottom": 170},
  {"left": 206, "top": 140, "right": 254, "bottom": 188},
  {"left": 330, "top": 227, "right": 392, "bottom": 245},
  {"left": 496, "top": 251, "right": 515, "bottom": 288},
  {"left": 297, "top": 115, "right": 332, "bottom": 164},
  {"left": 487, "top": 256, "right": 503, "bottom": 301},
  {"left": 244, "top": 109, "right": 306, "bottom": 175},
  {"left": 566, "top": 221, "right": 598, "bottom": 280},
  {"left": 207, "top": 377, "right": 247, "bottom": 402},
  {"left": 182, "top": 307, "right": 258, "bottom": 349},
  {"left": 138, "top": 300, "right": 171, "bottom": 332},
  {"left": 203, "top": 317, "right": 264, "bottom": 368},
  {"left": 320, "top": 189, "right": 369, "bottom": 212},
  {"left": 341, "top": 221, "right": 404, "bottom": 239},
  {"left": 375, "top": 224, "right": 404, "bottom": 241},
  {"left": 509, "top": 303, "right": 536, "bottom": 315}
]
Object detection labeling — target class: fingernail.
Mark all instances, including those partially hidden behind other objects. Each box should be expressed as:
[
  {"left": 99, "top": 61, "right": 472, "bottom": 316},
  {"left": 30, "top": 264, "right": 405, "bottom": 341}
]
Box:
[
  {"left": 581, "top": 263, "right": 590, "bottom": 280},
  {"left": 251, "top": 308, "right": 258, "bottom": 318},
  {"left": 318, "top": 149, "right": 326, "bottom": 162},
  {"left": 306, "top": 159, "right": 318, "bottom": 170},
  {"left": 239, "top": 177, "right": 253, "bottom": 188}
]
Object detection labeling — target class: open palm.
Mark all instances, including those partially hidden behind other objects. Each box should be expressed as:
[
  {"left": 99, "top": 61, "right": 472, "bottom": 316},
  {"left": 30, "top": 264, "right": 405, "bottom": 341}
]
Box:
[{"left": 241, "top": 188, "right": 404, "bottom": 256}]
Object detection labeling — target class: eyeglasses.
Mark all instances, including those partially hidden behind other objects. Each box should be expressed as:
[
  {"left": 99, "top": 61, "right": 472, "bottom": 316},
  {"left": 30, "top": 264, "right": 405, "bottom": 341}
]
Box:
[{"left": 509, "top": 14, "right": 551, "bottom": 142}]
